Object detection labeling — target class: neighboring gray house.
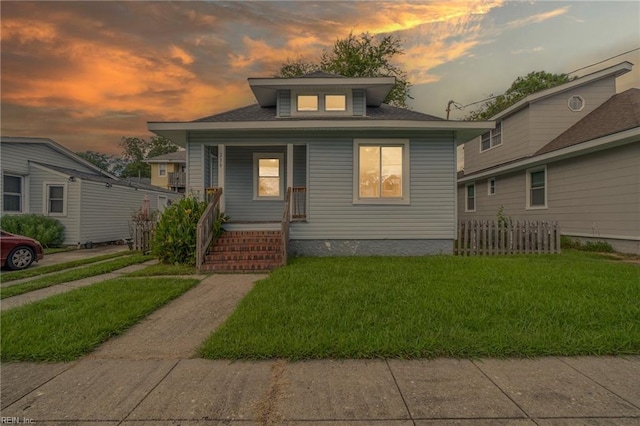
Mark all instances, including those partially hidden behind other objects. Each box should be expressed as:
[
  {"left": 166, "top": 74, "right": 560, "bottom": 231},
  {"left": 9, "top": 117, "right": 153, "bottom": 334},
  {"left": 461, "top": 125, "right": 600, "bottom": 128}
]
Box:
[
  {"left": 149, "top": 71, "right": 491, "bottom": 261},
  {"left": 457, "top": 62, "right": 640, "bottom": 254},
  {"left": 0, "top": 137, "right": 182, "bottom": 246}
]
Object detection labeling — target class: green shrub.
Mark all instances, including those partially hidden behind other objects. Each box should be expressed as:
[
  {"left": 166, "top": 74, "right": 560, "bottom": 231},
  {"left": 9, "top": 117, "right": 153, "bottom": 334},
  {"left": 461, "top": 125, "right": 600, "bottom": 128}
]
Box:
[
  {"left": 561, "top": 236, "right": 614, "bottom": 253},
  {"left": 152, "top": 196, "right": 209, "bottom": 265},
  {"left": 0, "top": 214, "right": 65, "bottom": 248}
]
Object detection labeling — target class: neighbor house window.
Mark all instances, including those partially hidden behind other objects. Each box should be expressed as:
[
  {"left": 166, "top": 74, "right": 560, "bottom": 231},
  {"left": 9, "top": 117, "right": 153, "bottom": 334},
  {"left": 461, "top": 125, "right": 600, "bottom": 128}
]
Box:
[
  {"left": 354, "top": 139, "right": 409, "bottom": 204},
  {"left": 158, "top": 195, "right": 169, "bottom": 212},
  {"left": 488, "top": 177, "right": 496, "bottom": 195},
  {"left": 3, "top": 174, "right": 23, "bottom": 213},
  {"left": 158, "top": 164, "right": 167, "bottom": 177},
  {"left": 527, "top": 166, "right": 547, "bottom": 209},
  {"left": 568, "top": 95, "right": 585, "bottom": 112},
  {"left": 46, "top": 184, "right": 65, "bottom": 215},
  {"left": 253, "top": 153, "right": 284, "bottom": 199},
  {"left": 466, "top": 183, "right": 476, "bottom": 212},
  {"left": 297, "top": 95, "right": 318, "bottom": 111},
  {"left": 325, "top": 94, "right": 346, "bottom": 111},
  {"left": 480, "top": 121, "right": 502, "bottom": 152}
]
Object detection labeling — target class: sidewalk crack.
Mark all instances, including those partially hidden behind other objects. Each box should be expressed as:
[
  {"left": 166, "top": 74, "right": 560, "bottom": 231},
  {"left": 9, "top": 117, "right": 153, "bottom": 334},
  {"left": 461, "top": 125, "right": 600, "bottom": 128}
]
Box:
[{"left": 385, "top": 359, "right": 415, "bottom": 426}]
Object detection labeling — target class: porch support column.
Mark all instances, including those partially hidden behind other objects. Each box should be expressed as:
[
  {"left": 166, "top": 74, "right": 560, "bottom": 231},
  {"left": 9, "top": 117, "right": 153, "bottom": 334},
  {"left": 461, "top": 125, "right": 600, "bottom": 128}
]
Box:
[
  {"left": 218, "top": 144, "right": 225, "bottom": 211},
  {"left": 287, "top": 144, "right": 294, "bottom": 190}
]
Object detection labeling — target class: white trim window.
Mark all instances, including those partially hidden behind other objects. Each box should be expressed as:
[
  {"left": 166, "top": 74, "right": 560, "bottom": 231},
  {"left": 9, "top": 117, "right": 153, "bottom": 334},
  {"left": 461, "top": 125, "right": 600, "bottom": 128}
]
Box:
[
  {"left": 158, "top": 163, "right": 167, "bottom": 177},
  {"left": 253, "top": 153, "right": 284, "bottom": 200},
  {"left": 158, "top": 195, "right": 169, "bottom": 212},
  {"left": 526, "top": 166, "right": 547, "bottom": 209},
  {"left": 45, "top": 183, "right": 66, "bottom": 216},
  {"left": 325, "top": 94, "right": 346, "bottom": 111},
  {"left": 465, "top": 183, "right": 476, "bottom": 212},
  {"left": 354, "top": 139, "right": 410, "bottom": 204},
  {"left": 3, "top": 174, "right": 24, "bottom": 213},
  {"left": 297, "top": 95, "right": 319, "bottom": 111},
  {"left": 487, "top": 177, "right": 496, "bottom": 196},
  {"left": 480, "top": 121, "right": 502, "bottom": 152}
]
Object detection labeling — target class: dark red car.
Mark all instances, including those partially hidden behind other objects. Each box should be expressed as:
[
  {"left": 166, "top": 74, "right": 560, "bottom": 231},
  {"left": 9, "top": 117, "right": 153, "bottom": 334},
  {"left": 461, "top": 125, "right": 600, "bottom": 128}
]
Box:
[{"left": 1, "top": 230, "right": 44, "bottom": 270}]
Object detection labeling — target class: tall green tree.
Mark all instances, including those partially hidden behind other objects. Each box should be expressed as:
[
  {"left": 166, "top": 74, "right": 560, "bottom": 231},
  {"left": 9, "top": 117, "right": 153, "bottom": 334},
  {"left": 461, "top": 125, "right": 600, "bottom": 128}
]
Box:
[
  {"left": 466, "top": 71, "right": 574, "bottom": 120},
  {"left": 76, "top": 151, "right": 111, "bottom": 172},
  {"left": 120, "top": 136, "right": 179, "bottom": 178},
  {"left": 277, "top": 32, "right": 412, "bottom": 108}
]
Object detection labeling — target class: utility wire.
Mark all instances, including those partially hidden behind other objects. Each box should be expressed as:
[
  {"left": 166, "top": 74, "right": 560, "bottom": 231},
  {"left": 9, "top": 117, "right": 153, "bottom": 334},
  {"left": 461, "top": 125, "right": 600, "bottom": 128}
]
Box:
[{"left": 449, "top": 47, "right": 640, "bottom": 114}]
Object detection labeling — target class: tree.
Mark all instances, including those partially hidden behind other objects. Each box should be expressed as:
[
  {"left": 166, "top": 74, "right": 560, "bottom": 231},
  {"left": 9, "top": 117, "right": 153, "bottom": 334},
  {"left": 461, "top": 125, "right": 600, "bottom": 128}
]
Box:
[
  {"left": 277, "top": 32, "right": 412, "bottom": 108},
  {"left": 466, "top": 71, "right": 574, "bottom": 120},
  {"left": 119, "top": 136, "right": 179, "bottom": 178},
  {"left": 76, "top": 151, "right": 111, "bottom": 172}
]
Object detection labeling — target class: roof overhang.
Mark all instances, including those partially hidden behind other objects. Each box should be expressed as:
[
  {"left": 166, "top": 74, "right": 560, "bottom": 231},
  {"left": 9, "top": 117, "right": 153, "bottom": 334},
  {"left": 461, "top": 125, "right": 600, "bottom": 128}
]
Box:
[
  {"left": 148, "top": 120, "right": 494, "bottom": 147},
  {"left": 458, "top": 126, "right": 640, "bottom": 183},
  {"left": 248, "top": 76, "right": 396, "bottom": 107}
]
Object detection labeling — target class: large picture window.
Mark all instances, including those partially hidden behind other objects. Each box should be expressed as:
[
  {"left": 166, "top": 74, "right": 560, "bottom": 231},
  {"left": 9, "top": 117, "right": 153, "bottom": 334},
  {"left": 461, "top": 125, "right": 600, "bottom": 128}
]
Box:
[
  {"left": 253, "top": 153, "right": 284, "bottom": 200},
  {"left": 354, "top": 139, "right": 409, "bottom": 204},
  {"left": 3, "top": 174, "right": 23, "bottom": 212}
]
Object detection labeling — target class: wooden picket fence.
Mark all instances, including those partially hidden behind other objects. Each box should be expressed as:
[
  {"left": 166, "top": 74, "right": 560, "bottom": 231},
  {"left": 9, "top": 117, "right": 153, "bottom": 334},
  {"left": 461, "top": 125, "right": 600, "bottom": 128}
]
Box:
[
  {"left": 456, "top": 220, "right": 561, "bottom": 256},
  {"left": 132, "top": 221, "right": 155, "bottom": 254}
]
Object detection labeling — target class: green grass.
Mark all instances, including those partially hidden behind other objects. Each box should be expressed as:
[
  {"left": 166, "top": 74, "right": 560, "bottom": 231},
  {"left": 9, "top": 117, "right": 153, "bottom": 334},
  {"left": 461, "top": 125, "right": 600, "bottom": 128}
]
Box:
[
  {"left": 1, "top": 277, "right": 199, "bottom": 362},
  {"left": 1, "top": 250, "right": 131, "bottom": 283},
  {"left": 200, "top": 251, "right": 640, "bottom": 360},
  {"left": 125, "top": 263, "right": 201, "bottom": 277},
  {"left": 0, "top": 254, "right": 153, "bottom": 299}
]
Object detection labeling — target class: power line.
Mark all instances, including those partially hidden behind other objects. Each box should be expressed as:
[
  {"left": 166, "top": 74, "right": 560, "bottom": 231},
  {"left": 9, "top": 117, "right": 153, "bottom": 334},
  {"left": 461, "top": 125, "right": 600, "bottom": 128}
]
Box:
[{"left": 447, "top": 47, "right": 640, "bottom": 117}]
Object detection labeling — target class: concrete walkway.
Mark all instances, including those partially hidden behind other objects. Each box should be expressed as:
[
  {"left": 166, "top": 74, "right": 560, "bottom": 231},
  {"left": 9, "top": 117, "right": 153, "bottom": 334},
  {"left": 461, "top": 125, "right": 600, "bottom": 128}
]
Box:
[{"left": 1, "top": 268, "right": 639, "bottom": 424}]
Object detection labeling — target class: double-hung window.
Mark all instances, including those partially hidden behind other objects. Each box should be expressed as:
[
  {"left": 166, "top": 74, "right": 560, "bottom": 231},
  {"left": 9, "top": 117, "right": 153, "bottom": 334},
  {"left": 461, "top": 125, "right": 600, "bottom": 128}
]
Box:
[
  {"left": 488, "top": 177, "right": 496, "bottom": 195},
  {"left": 480, "top": 121, "right": 502, "bottom": 152},
  {"left": 527, "top": 166, "right": 547, "bottom": 209},
  {"left": 354, "top": 139, "right": 409, "bottom": 204},
  {"left": 466, "top": 183, "right": 476, "bottom": 212},
  {"left": 158, "top": 163, "right": 167, "bottom": 177},
  {"left": 46, "top": 184, "right": 66, "bottom": 215},
  {"left": 3, "top": 174, "right": 23, "bottom": 213},
  {"left": 253, "top": 153, "right": 284, "bottom": 200}
]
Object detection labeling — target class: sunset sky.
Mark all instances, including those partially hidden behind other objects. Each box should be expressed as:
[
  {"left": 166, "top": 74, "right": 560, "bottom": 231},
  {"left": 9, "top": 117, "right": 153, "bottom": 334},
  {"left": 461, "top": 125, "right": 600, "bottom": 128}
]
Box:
[{"left": 1, "top": 1, "right": 639, "bottom": 155}]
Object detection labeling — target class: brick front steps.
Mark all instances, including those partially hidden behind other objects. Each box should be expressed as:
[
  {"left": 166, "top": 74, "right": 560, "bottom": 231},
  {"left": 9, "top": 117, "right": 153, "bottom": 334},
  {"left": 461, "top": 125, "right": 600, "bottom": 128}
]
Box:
[{"left": 201, "top": 231, "right": 284, "bottom": 273}]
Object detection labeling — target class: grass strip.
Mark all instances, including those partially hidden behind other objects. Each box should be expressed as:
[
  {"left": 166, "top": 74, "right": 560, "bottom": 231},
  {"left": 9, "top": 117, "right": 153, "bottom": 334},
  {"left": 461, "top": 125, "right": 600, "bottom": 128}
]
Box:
[
  {"left": 125, "top": 263, "right": 200, "bottom": 277},
  {"left": 200, "top": 250, "right": 640, "bottom": 360},
  {"left": 0, "top": 254, "right": 153, "bottom": 299},
  {"left": 1, "top": 277, "right": 199, "bottom": 362},
  {"left": 1, "top": 250, "right": 132, "bottom": 283}
]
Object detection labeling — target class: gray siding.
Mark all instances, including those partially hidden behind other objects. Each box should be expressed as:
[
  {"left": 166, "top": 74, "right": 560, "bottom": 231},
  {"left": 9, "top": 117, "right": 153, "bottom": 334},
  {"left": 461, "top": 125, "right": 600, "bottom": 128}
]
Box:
[
  {"left": 464, "top": 77, "right": 618, "bottom": 175},
  {"left": 291, "top": 132, "right": 456, "bottom": 240},
  {"left": 187, "top": 142, "right": 205, "bottom": 195},
  {"left": 278, "top": 90, "right": 291, "bottom": 117},
  {"left": 353, "top": 89, "right": 365, "bottom": 116},
  {"left": 79, "top": 181, "right": 181, "bottom": 244},
  {"left": 458, "top": 142, "right": 640, "bottom": 241},
  {"left": 293, "top": 144, "right": 307, "bottom": 187},
  {"left": 27, "top": 165, "right": 81, "bottom": 244},
  {"left": 225, "top": 145, "right": 287, "bottom": 221}
]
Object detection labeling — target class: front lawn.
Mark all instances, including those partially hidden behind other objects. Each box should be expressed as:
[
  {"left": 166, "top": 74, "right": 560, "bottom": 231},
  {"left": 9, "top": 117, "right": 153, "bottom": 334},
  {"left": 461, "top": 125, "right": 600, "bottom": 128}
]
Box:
[
  {"left": 200, "top": 251, "right": 640, "bottom": 360},
  {"left": 1, "top": 277, "right": 199, "bottom": 362}
]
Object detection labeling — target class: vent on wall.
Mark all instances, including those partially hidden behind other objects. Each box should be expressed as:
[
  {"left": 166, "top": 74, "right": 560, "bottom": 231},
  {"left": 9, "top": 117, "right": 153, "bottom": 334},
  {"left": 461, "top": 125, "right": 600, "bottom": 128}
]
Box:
[{"left": 568, "top": 95, "right": 585, "bottom": 112}]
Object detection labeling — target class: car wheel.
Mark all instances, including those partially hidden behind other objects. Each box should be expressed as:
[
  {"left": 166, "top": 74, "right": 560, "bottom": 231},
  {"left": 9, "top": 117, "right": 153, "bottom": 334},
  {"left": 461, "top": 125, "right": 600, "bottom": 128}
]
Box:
[{"left": 6, "top": 246, "right": 35, "bottom": 270}]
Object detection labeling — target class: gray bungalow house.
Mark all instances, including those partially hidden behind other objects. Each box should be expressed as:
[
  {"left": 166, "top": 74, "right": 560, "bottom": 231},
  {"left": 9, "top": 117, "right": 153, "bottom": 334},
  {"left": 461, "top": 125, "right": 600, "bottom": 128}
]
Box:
[
  {"left": 1, "top": 137, "right": 182, "bottom": 246},
  {"left": 149, "top": 72, "right": 491, "bottom": 269},
  {"left": 457, "top": 62, "right": 639, "bottom": 254}
]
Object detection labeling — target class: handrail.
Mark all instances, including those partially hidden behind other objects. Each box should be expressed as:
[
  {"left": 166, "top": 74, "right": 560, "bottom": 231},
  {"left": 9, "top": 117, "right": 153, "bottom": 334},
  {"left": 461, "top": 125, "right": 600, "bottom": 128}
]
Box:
[
  {"left": 196, "top": 187, "right": 222, "bottom": 271},
  {"left": 281, "top": 187, "right": 292, "bottom": 266}
]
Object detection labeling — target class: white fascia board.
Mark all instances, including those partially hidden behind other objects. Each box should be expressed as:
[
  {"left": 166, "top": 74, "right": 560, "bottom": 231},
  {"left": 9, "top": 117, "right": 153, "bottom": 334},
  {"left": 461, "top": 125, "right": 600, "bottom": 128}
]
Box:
[
  {"left": 148, "top": 119, "right": 494, "bottom": 133},
  {"left": 490, "top": 61, "right": 633, "bottom": 121},
  {"left": 458, "top": 126, "right": 640, "bottom": 183}
]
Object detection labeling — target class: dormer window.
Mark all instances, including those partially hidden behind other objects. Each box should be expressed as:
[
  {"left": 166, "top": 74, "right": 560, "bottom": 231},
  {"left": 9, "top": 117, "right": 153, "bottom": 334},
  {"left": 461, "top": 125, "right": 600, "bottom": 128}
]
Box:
[
  {"left": 297, "top": 95, "right": 319, "bottom": 111},
  {"left": 325, "top": 95, "right": 346, "bottom": 111}
]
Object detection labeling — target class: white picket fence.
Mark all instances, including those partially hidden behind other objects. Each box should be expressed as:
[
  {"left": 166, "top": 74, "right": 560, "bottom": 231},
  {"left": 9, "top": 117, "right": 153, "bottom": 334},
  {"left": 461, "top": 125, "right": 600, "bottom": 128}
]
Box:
[{"left": 456, "top": 220, "right": 561, "bottom": 256}]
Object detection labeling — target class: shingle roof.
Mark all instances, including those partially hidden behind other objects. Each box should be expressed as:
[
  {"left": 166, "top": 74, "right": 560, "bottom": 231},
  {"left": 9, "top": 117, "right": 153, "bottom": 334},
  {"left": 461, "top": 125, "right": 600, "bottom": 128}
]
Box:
[
  {"left": 536, "top": 88, "right": 640, "bottom": 155},
  {"left": 145, "top": 150, "right": 186, "bottom": 162},
  {"left": 30, "top": 162, "right": 175, "bottom": 193},
  {"left": 193, "top": 103, "right": 444, "bottom": 123}
]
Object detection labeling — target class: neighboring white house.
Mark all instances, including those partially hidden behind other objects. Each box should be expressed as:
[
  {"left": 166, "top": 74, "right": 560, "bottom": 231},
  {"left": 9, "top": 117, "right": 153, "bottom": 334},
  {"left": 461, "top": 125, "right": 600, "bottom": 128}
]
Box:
[
  {"left": 457, "top": 62, "right": 640, "bottom": 254},
  {"left": 1, "top": 136, "right": 182, "bottom": 246}
]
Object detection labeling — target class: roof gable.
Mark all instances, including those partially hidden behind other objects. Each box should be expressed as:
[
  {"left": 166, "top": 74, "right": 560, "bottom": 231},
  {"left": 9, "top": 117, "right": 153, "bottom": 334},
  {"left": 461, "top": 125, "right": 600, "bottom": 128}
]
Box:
[
  {"left": 536, "top": 88, "right": 640, "bottom": 155},
  {"left": 145, "top": 150, "right": 186, "bottom": 163}
]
